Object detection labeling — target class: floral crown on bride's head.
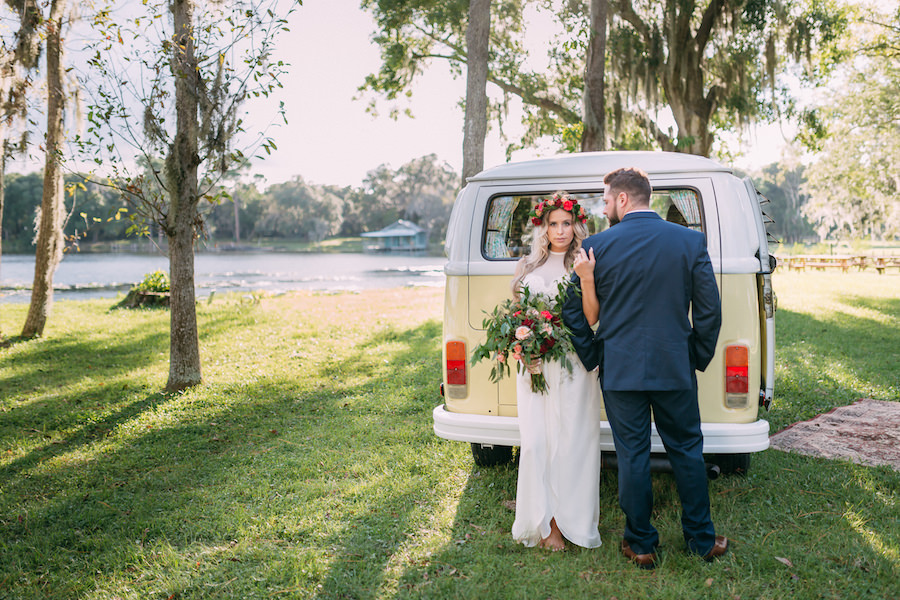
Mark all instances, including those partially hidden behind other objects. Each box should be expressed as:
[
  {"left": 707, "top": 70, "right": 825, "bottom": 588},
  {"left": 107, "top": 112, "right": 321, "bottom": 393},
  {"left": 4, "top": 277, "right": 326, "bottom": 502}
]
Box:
[{"left": 529, "top": 192, "right": 588, "bottom": 226}]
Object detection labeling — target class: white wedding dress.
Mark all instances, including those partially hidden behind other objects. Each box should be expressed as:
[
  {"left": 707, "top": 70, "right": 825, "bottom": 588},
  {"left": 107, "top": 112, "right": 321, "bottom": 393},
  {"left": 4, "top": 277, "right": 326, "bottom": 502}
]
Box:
[{"left": 511, "top": 250, "right": 603, "bottom": 548}]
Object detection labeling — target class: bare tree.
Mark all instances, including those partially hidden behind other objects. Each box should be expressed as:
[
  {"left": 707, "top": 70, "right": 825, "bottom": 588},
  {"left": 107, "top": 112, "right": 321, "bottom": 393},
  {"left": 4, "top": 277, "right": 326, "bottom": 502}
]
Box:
[
  {"left": 0, "top": 0, "right": 41, "bottom": 340},
  {"left": 81, "top": 0, "right": 297, "bottom": 391},
  {"left": 21, "top": 0, "right": 68, "bottom": 338}
]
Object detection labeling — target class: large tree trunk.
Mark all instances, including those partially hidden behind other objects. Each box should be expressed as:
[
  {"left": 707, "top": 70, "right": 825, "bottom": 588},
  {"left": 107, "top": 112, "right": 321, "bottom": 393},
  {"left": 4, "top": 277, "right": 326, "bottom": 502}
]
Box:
[
  {"left": 21, "top": 0, "right": 66, "bottom": 338},
  {"left": 0, "top": 141, "right": 5, "bottom": 340},
  {"left": 581, "top": 0, "right": 607, "bottom": 152},
  {"left": 657, "top": 0, "right": 720, "bottom": 157},
  {"left": 664, "top": 72, "right": 715, "bottom": 156},
  {"left": 461, "top": 0, "right": 490, "bottom": 182},
  {"left": 165, "top": 0, "right": 202, "bottom": 391}
]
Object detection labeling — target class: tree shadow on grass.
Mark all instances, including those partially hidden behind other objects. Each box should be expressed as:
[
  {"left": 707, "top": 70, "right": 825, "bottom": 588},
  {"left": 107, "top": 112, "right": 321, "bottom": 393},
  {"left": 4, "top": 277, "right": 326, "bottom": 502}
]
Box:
[
  {"left": 0, "top": 307, "right": 252, "bottom": 489},
  {"left": 0, "top": 323, "right": 168, "bottom": 389},
  {"left": 0, "top": 318, "right": 449, "bottom": 598},
  {"left": 387, "top": 446, "right": 899, "bottom": 599}
]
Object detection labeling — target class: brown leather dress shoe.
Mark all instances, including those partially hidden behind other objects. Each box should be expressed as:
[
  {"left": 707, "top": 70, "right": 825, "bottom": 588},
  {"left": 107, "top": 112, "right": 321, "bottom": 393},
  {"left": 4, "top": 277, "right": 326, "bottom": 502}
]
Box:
[
  {"left": 620, "top": 539, "right": 658, "bottom": 570},
  {"left": 703, "top": 536, "right": 729, "bottom": 561}
]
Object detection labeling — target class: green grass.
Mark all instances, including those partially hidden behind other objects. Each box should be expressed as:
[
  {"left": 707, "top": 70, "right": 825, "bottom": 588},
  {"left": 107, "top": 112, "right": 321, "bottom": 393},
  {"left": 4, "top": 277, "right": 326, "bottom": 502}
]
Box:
[{"left": 1, "top": 274, "right": 898, "bottom": 599}]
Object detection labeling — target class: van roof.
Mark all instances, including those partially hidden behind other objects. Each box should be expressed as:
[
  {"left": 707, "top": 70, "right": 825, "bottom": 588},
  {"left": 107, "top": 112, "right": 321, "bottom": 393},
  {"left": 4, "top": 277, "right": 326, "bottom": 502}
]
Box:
[{"left": 468, "top": 151, "right": 732, "bottom": 182}]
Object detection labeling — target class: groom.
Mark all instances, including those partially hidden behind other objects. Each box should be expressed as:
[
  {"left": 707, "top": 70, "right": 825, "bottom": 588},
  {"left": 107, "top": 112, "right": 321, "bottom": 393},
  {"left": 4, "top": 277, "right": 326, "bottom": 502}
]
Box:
[{"left": 562, "top": 167, "right": 726, "bottom": 569}]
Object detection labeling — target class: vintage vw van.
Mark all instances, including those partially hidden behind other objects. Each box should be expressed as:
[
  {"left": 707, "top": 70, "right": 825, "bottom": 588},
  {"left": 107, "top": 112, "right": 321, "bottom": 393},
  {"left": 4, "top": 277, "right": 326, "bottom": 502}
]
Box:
[{"left": 434, "top": 151, "right": 776, "bottom": 474}]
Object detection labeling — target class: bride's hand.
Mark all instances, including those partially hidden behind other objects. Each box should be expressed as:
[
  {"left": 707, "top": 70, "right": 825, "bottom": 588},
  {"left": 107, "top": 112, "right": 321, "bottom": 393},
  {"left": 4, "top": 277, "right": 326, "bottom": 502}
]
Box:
[{"left": 573, "top": 247, "right": 595, "bottom": 280}]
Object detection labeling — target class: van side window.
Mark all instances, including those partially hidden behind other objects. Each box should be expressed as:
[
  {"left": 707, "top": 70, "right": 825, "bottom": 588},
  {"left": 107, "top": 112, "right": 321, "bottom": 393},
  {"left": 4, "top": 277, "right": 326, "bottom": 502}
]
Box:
[{"left": 482, "top": 188, "right": 702, "bottom": 260}]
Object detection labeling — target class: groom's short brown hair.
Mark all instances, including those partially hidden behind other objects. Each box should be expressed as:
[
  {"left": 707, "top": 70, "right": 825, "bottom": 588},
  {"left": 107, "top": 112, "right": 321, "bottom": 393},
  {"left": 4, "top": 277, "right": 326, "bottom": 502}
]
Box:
[{"left": 604, "top": 167, "right": 651, "bottom": 206}]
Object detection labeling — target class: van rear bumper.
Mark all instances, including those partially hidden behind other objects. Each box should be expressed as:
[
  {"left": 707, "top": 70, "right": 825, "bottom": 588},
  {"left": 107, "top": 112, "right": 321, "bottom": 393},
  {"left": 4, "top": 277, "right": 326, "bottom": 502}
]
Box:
[{"left": 432, "top": 404, "right": 770, "bottom": 453}]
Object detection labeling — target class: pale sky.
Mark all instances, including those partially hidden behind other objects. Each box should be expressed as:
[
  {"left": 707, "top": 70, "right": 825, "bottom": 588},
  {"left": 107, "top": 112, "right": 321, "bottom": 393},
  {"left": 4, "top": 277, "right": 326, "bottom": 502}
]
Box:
[
  {"left": 9, "top": 0, "right": 790, "bottom": 189},
  {"left": 255, "top": 0, "right": 789, "bottom": 189},
  {"left": 255, "top": 0, "right": 533, "bottom": 188}
]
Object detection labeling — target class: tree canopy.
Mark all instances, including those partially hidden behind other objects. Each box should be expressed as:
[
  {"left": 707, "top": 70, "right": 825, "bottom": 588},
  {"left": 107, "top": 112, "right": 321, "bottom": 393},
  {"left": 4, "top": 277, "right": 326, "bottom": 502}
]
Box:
[
  {"left": 801, "top": 3, "right": 899, "bottom": 241},
  {"left": 361, "top": 0, "right": 849, "bottom": 158}
]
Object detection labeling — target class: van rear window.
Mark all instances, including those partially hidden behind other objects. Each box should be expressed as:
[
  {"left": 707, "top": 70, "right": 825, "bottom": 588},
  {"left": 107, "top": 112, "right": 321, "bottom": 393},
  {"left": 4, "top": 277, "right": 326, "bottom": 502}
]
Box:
[{"left": 483, "top": 189, "right": 703, "bottom": 260}]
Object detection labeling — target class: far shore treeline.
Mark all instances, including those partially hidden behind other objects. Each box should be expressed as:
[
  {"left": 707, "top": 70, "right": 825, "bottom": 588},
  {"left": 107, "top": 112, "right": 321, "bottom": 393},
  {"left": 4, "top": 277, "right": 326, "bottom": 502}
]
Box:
[
  {"left": 1, "top": 155, "right": 850, "bottom": 254},
  {"left": 0, "top": 153, "right": 460, "bottom": 254}
]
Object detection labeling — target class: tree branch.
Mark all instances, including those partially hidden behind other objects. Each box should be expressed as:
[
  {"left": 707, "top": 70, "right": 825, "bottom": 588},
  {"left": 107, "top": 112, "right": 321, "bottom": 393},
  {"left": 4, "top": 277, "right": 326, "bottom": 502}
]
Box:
[
  {"left": 696, "top": 0, "right": 724, "bottom": 51},
  {"left": 629, "top": 110, "right": 676, "bottom": 151},
  {"left": 488, "top": 75, "right": 581, "bottom": 125},
  {"left": 611, "top": 0, "right": 652, "bottom": 47},
  {"left": 401, "top": 22, "right": 580, "bottom": 126}
]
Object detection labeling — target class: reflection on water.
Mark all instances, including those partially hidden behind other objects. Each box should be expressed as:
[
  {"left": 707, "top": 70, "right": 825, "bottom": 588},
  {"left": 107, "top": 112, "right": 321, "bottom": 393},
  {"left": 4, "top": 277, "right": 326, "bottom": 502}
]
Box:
[{"left": 0, "top": 252, "right": 446, "bottom": 304}]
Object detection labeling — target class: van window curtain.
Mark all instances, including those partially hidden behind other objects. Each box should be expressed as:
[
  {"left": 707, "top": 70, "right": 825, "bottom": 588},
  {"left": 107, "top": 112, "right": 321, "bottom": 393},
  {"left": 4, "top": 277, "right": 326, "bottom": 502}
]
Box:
[
  {"left": 669, "top": 189, "right": 702, "bottom": 231},
  {"left": 485, "top": 196, "right": 519, "bottom": 258}
]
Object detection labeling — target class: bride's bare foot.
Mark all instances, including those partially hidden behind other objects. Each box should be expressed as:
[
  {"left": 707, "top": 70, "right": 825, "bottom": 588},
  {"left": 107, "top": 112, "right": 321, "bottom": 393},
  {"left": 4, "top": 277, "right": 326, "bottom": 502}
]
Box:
[{"left": 539, "top": 518, "right": 565, "bottom": 551}]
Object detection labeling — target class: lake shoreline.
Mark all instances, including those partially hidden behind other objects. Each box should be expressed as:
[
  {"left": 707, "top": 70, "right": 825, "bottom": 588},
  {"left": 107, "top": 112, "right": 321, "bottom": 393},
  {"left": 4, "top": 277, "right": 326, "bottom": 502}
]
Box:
[{"left": 0, "top": 251, "right": 447, "bottom": 304}]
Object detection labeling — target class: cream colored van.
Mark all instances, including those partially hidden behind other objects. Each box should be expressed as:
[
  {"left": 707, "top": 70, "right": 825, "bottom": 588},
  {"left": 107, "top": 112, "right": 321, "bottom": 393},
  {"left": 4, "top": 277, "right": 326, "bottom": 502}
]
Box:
[{"left": 434, "top": 151, "right": 776, "bottom": 475}]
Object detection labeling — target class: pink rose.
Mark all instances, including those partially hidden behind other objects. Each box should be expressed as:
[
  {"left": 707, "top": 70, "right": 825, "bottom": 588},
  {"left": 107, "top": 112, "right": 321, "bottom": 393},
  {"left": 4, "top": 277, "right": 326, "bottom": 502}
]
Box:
[
  {"left": 515, "top": 326, "right": 532, "bottom": 340},
  {"left": 563, "top": 200, "right": 573, "bottom": 211},
  {"left": 514, "top": 344, "right": 523, "bottom": 354},
  {"left": 540, "top": 310, "right": 553, "bottom": 320}
]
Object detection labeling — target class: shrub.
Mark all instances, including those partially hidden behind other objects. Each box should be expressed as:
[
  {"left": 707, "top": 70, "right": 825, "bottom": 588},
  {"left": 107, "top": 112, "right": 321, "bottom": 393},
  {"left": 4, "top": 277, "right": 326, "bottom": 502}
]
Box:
[
  {"left": 134, "top": 270, "right": 170, "bottom": 293},
  {"left": 114, "top": 270, "right": 170, "bottom": 309}
]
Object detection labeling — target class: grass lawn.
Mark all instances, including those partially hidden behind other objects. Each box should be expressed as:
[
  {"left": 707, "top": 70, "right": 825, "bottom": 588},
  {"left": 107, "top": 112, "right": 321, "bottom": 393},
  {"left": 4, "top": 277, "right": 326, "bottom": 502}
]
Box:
[{"left": 1, "top": 272, "right": 898, "bottom": 599}]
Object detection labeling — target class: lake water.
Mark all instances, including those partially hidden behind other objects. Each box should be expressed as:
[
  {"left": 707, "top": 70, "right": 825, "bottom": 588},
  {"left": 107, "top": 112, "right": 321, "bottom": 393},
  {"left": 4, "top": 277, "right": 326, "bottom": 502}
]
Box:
[{"left": 0, "top": 251, "right": 446, "bottom": 304}]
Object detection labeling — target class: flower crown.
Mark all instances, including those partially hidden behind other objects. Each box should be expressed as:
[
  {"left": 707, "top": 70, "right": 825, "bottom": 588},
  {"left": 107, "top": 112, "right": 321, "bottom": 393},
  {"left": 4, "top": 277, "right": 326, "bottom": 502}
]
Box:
[{"left": 529, "top": 192, "right": 588, "bottom": 226}]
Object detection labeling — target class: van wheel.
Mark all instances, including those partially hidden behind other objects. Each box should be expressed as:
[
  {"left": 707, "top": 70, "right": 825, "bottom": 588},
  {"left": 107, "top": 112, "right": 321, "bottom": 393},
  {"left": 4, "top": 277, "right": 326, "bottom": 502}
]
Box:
[
  {"left": 712, "top": 453, "right": 751, "bottom": 476},
  {"left": 470, "top": 443, "right": 513, "bottom": 467}
]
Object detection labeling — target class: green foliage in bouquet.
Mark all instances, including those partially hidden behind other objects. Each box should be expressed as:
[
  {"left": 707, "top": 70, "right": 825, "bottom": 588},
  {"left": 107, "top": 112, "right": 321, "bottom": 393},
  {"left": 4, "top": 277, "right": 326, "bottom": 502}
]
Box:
[{"left": 471, "top": 281, "right": 577, "bottom": 393}]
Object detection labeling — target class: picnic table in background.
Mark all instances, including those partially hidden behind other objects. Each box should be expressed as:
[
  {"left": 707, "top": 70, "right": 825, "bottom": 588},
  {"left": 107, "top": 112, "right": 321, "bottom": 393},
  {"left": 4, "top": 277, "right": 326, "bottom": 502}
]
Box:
[{"left": 780, "top": 255, "right": 900, "bottom": 274}]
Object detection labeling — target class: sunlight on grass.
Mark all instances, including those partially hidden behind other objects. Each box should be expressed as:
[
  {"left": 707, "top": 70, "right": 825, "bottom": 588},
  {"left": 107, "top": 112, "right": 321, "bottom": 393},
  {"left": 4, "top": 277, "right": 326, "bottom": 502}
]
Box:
[
  {"left": 831, "top": 302, "right": 899, "bottom": 327},
  {"left": 845, "top": 507, "right": 900, "bottom": 564},
  {"left": 378, "top": 466, "right": 470, "bottom": 596}
]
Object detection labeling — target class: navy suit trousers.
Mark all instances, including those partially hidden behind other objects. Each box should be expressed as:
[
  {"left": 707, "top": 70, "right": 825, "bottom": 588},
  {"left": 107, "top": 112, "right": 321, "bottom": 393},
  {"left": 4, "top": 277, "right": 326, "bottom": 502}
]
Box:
[{"left": 601, "top": 387, "right": 716, "bottom": 556}]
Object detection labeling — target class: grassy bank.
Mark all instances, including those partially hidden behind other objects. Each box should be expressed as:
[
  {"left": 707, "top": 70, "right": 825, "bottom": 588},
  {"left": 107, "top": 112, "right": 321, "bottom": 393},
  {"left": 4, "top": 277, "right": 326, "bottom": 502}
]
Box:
[{"left": 1, "top": 273, "right": 898, "bottom": 599}]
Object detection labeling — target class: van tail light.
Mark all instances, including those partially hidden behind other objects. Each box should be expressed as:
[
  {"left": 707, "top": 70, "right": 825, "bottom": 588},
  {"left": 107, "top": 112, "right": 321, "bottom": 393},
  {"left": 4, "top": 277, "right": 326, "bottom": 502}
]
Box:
[
  {"left": 724, "top": 344, "right": 750, "bottom": 409},
  {"left": 445, "top": 341, "right": 468, "bottom": 399}
]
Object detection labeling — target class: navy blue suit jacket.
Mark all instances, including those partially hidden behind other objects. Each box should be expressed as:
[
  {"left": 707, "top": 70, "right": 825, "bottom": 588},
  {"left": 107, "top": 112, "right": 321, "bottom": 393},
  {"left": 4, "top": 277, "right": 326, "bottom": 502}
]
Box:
[{"left": 562, "top": 211, "right": 721, "bottom": 391}]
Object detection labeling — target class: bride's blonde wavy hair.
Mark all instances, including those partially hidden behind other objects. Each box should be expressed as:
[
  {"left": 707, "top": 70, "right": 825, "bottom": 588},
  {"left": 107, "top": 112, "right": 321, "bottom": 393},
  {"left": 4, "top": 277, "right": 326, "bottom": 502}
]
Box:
[{"left": 511, "top": 192, "right": 589, "bottom": 298}]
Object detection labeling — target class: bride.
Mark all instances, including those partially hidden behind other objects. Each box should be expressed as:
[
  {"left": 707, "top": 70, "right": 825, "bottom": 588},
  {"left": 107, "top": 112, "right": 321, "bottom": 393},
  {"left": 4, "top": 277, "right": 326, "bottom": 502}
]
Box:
[{"left": 510, "top": 191, "right": 604, "bottom": 551}]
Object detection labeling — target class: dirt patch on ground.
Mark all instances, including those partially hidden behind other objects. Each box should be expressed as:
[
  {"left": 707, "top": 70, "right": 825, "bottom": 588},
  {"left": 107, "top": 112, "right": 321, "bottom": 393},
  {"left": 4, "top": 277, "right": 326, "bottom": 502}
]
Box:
[{"left": 769, "top": 399, "right": 900, "bottom": 471}]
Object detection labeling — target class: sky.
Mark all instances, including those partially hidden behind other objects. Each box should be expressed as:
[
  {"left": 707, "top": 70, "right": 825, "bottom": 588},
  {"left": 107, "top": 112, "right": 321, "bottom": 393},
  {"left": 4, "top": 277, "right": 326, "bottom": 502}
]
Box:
[
  {"left": 8, "top": 0, "right": 792, "bottom": 190},
  {"left": 255, "top": 0, "right": 792, "bottom": 189},
  {"left": 255, "top": 0, "right": 518, "bottom": 188}
]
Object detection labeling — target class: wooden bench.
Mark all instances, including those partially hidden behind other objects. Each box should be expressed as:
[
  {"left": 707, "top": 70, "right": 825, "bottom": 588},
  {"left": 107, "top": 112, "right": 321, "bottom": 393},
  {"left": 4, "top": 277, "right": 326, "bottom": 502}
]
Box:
[
  {"left": 872, "top": 257, "right": 900, "bottom": 274},
  {"left": 785, "top": 255, "right": 857, "bottom": 273},
  {"left": 783, "top": 255, "right": 900, "bottom": 274}
]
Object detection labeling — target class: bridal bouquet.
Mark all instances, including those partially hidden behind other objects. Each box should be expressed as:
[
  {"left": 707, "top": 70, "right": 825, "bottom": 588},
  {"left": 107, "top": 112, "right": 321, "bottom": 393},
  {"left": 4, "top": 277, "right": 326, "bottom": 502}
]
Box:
[{"left": 471, "top": 282, "right": 576, "bottom": 393}]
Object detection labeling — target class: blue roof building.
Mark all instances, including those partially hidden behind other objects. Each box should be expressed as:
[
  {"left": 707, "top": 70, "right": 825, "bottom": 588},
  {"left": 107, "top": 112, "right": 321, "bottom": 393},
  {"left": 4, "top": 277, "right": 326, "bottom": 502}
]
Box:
[{"left": 360, "top": 219, "right": 428, "bottom": 252}]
